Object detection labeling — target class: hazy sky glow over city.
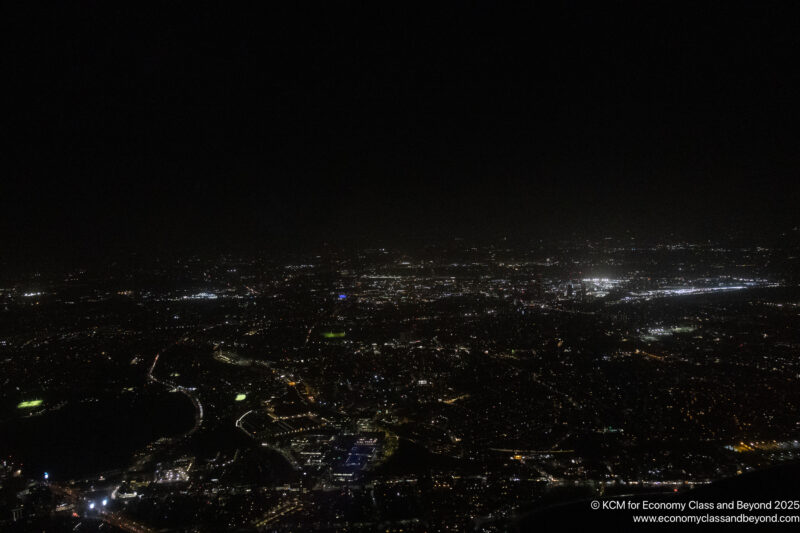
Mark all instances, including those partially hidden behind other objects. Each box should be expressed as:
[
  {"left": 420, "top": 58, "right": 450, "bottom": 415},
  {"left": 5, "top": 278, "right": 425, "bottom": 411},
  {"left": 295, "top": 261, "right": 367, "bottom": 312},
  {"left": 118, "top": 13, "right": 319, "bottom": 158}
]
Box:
[{"left": 4, "top": 4, "right": 800, "bottom": 261}]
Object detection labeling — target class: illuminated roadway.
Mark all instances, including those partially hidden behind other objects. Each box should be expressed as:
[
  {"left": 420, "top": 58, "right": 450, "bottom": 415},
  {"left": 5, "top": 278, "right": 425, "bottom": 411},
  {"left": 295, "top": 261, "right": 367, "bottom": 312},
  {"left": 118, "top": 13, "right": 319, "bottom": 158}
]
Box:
[
  {"left": 50, "top": 484, "right": 155, "bottom": 533},
  {"left": 53, "top": 344, "right": 207, "bottom": 533},
  {"left": 147, "top": 345, "right": 204, "bottom": 437}
]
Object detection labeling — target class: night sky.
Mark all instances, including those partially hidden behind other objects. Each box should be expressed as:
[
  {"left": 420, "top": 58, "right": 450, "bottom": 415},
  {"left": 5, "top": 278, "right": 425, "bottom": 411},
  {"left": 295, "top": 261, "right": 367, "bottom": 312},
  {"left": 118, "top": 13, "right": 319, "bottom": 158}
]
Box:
[{"left": 4, "top": 4, "right": 800, "bottom": 259}]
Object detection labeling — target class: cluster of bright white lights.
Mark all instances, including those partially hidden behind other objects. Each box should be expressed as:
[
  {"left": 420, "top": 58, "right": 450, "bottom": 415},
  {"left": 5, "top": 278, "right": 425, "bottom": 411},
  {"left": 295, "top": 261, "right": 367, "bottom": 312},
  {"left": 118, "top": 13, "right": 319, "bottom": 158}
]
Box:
[{"left": 182, "top": 292, "right": 218, "bottom": 300}]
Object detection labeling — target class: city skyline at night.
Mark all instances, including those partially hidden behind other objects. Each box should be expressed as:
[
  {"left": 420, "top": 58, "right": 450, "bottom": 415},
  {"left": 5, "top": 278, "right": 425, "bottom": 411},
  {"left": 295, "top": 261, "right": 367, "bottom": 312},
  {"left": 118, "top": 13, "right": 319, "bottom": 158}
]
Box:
[{"left": 2, "top": 3, "right": 800, "bottom": 532}]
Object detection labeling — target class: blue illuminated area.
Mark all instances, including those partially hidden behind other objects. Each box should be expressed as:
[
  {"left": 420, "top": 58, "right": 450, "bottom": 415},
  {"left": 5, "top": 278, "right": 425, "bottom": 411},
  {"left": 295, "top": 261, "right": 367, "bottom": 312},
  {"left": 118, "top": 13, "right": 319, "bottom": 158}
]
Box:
[{"left": 338, "top": 294, "right": 347, "bottom": 300}]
